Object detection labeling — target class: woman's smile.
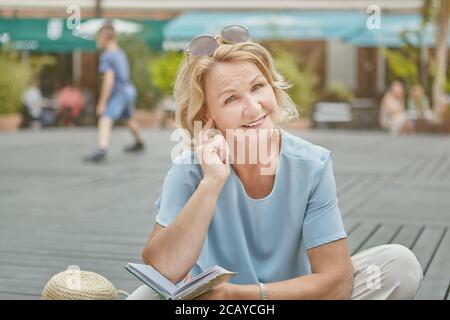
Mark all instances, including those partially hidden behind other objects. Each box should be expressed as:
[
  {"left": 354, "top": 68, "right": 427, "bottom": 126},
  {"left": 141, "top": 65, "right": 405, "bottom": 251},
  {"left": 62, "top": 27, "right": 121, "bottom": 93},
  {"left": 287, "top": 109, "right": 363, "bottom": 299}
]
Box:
[{"left": 241, "top": 113, "right": 268, "bottom": 129}]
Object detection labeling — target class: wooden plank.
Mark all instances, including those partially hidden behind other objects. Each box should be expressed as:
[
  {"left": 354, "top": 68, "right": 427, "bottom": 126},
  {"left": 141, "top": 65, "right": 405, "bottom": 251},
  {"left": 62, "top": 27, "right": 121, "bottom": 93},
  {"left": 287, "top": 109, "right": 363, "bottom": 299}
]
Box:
[
  {"left": 338, "top": 175, "right": 373, "bottom": 202},
  {"left": 425, "top": 154, "right": 447, "bottom": 181},
  {"left": 0, "top": 278, "right": 140, "bottom": 300},
  {"left": 348, "top": 222, "right": 380, "bottom": 256},
  {"left": 405, "top": 154, "right": 434, "bottom": 181},
  {"left": 0, "top": 258, "right": 142, "bottom": 280},
  {"left": 415, "top": 229, "right": 450, "bottom": 300},
  {"left": 343, "top": 219, "right": 360, "bottom": 235},
  {"left": 390, "top": 225, "right": 423, "bottom": 249},
  {"left": 340, "top": 176, "right": 386, "bottom": 216},
  {"left": 2, "top": 128, "right": 450, "bottom": 299},
  {"left": 411, "top": 226, "right": 446, "bottom": 276},
  {"left": 336, "top": 175, "right": 360, "bottom": 195},
  {"left": 0, "top": 246, "right": 140, "bottom": 263},
  {"left": 357, "top": 224, "right": 401, "bottom": 252},
  {"left": 0, "top": 291, "right": 40, "bottom": 300}
]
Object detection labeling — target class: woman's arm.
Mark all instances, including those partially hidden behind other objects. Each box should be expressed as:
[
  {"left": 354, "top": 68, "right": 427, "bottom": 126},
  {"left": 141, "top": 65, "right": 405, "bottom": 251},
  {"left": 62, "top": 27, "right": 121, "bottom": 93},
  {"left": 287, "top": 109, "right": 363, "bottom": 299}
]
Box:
[
  {"left": 142, "top": 118, "right": 230, "bottom": 285},
  {"left": 238, "top": 238, "right": 354, "bottom": 299},
  {"left": 142, "top": 179, "right": 223, "bottom": 285},
  {"left": 198, "top": 238, "right": 354, "bottom": 300}
]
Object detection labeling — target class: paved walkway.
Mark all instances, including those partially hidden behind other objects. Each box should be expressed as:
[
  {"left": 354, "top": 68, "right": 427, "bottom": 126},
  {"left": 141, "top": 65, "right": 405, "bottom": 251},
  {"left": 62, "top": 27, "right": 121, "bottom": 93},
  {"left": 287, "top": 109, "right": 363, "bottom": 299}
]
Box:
[{"left": 0, "top": 128, "right": 449, "bottom": 299}]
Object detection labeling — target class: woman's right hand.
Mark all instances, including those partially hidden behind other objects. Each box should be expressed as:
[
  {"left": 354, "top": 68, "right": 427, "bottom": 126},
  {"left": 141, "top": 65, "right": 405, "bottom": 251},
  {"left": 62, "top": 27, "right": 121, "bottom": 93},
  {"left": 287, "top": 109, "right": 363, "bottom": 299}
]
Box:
[{"left": 195, "top": 118, "right": 230, "bottom": 189}]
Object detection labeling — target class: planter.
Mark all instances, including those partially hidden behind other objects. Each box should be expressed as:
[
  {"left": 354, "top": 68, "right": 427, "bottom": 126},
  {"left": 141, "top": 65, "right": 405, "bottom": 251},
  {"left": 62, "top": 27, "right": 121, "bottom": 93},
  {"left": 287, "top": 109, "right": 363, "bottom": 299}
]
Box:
[{"left": 0, "top": 113, "right": 22, "bottom": 132}]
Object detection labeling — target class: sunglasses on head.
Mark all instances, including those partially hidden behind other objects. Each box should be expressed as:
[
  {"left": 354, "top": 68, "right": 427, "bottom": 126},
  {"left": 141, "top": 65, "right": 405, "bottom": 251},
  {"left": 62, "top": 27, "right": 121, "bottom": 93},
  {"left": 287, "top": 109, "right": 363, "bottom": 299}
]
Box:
[{"left": 186, "top": 25, "right": 249, "bottom": 58}]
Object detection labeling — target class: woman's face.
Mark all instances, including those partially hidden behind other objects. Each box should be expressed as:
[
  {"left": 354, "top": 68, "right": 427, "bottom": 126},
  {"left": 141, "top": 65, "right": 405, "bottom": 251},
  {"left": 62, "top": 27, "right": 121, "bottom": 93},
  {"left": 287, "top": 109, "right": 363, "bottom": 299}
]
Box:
[
  {"left": 411, "top": 86, "right": 423, "bottom": 100},
  {"left": 203, "top": 61, "right": 278, "bottom": 135},
  {"left": 391, "top": 83, "right": 404, "bottom": 99}
]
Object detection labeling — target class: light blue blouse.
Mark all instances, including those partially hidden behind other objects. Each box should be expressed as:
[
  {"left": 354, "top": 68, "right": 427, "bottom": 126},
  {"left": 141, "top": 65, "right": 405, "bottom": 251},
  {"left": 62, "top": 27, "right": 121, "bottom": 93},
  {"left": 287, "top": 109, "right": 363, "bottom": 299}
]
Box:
[{"left": 155, "top": 129, "right": 347, "bottom": 285}]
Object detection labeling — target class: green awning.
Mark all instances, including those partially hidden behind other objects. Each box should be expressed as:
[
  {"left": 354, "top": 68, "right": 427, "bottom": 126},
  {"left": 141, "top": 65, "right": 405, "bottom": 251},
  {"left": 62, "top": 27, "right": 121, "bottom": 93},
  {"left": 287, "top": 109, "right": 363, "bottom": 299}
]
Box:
[{"left": 0, "top": 18, "right": 169, "bottom": 52}]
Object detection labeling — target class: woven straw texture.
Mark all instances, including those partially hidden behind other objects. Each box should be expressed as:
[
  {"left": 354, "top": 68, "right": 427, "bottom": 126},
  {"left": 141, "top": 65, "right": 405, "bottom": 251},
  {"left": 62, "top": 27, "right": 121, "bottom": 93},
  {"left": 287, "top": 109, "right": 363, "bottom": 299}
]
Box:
[{"left": 41, "top": 270, "right": 118, "bottom": 300}]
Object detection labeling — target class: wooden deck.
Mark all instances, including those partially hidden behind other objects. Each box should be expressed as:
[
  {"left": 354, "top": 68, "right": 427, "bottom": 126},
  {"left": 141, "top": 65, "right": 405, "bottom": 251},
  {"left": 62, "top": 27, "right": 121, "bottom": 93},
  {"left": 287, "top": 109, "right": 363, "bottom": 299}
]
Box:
[{"left": 0, "top": 128, "right": 449, "bottom": 300}]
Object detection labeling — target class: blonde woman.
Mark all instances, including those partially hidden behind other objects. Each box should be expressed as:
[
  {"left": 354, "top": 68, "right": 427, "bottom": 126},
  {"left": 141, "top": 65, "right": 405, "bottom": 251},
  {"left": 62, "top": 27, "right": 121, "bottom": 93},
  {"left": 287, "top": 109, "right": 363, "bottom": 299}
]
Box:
[
  {"left": 128, "top": 26, "right": 423, "bottom": 300},
  {"left": 379, "top": 81, "right": 414, "bottom": 135},
  {"left": 407, "top": 85, "right": 434, "bottom": 123}
]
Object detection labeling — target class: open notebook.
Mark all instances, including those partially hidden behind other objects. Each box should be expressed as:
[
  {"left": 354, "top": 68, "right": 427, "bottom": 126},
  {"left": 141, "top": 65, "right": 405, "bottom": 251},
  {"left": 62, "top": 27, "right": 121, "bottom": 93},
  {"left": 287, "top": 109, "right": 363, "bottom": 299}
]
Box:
[{"left": 125, "top": 262, "right": 237, "bottom": 300}]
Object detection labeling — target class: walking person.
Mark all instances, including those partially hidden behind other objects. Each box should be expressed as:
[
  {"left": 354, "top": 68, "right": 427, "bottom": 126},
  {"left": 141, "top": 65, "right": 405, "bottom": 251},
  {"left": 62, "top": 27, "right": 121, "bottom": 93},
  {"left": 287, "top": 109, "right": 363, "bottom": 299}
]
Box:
[{"left": 84, "top": 23, "right": 144, "bottom": 162}]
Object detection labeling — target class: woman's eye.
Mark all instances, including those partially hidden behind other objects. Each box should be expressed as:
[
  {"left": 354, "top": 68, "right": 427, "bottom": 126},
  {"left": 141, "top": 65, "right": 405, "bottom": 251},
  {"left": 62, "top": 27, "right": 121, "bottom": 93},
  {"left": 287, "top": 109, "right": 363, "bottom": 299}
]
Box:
[
  {"left": 253, "top": 83, "right": 264, "bottom": 90},
  {"left": 224, "top": 96, "right": 235, "bottom": 104}
]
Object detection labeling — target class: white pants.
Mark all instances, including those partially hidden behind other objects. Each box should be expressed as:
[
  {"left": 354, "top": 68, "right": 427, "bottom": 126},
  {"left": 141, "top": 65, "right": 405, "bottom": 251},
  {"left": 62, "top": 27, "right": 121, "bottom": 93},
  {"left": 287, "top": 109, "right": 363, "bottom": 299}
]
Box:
[{"left": 126, "top": 244, "right": 423, "bottom": 300}]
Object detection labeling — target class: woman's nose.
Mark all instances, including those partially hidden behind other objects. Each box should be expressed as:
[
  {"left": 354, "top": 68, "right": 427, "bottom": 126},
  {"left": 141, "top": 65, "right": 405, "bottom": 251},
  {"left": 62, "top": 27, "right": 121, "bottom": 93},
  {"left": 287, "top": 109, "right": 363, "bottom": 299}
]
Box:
[{"left": 243, "top": 96, "right": 262, "bottom": 117}]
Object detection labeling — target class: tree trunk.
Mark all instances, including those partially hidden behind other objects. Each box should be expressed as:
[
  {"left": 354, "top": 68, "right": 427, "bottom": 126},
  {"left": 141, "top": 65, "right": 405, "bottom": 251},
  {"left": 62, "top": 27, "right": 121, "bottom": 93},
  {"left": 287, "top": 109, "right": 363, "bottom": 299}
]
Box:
[
  {"left": 432, "top": 0, "right": 449, "bottom": 110},
  {"left": 96, "top": 0, "right": 102, "bottom": 18}
]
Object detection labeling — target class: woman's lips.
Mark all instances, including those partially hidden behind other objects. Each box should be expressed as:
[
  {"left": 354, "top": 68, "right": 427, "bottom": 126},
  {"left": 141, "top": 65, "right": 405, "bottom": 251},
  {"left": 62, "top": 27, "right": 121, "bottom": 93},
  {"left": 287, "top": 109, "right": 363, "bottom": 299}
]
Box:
[{"left": 241, "top": 114, "right": 268, "bottom": 128}]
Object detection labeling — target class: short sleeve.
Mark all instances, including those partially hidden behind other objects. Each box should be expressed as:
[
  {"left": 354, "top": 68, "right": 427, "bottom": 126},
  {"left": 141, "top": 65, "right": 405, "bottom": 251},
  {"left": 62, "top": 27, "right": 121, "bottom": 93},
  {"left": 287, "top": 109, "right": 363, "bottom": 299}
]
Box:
[
  {"left": 302, "top": 152, "right": 347, "bottom": 250},
  {"left": 99, "top": 52, "right": 113, "bottom": 74},
  {"left": 154, "top": 161, "right": 202, "bottom": 227}
]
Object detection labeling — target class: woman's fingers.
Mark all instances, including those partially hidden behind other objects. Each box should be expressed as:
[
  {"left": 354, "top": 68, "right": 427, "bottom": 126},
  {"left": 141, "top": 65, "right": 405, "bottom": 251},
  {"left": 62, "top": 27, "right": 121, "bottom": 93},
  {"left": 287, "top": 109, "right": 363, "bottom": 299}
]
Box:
[
  {"left": 209, "top": 134, "right": 229, "bottom": 164},
  {"left": 194, "top": 118, "right": 230, "bottom": 165},
  {"left": 195, "top": 118, "right": 213, "bottom": 145}
]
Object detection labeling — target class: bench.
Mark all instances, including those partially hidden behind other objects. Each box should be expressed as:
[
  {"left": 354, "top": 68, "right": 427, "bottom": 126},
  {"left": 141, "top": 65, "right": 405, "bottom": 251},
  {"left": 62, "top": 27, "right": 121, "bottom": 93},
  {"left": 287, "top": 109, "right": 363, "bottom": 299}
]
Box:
[{"left": 312, "top": 102, "right": 353, "bottom": 129}]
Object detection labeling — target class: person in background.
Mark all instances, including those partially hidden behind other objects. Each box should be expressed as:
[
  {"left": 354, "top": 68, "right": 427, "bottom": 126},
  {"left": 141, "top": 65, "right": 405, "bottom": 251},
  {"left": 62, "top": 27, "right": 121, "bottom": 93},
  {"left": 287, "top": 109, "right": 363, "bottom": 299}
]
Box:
[
  {"left": 56, "top": 80, "right": 86, "bottom": 127},
  {"left": 84, "top": 23, "right": 145, "bottom": 162},
  {"left": 21, "top": 82, "right": 46, "bottom": 129},
  {"left": 407, "top": 85, "right": 434, "bottom": 125},
  {"left": 379, "top": 81, "right": 414, "bottom": 135}
]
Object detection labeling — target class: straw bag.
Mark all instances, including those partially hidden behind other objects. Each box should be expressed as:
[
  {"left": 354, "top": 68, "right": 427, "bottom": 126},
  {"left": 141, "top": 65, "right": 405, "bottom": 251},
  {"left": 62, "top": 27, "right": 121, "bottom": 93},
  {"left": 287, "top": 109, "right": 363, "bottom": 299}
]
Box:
[{"left": 41, "top": 268, "right": 128, "bottom": 300}]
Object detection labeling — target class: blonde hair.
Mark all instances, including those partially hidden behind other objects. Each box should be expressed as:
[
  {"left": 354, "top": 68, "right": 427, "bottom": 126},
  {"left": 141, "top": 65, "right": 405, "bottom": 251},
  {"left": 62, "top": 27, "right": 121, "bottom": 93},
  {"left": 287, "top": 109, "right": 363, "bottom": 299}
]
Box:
[{"left": 173, "top": 41, "right": 299, "bottom": 138}]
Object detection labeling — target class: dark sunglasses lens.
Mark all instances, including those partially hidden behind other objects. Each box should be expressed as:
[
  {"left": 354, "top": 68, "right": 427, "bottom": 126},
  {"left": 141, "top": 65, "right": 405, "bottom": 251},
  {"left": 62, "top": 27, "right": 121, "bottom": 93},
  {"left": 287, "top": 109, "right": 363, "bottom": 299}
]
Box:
[
  {"left": 221, "top": 25, "right": 249, "bottom": 43},
  {"left": 188, "top": 36, "right": 218, "bottom": 56}
]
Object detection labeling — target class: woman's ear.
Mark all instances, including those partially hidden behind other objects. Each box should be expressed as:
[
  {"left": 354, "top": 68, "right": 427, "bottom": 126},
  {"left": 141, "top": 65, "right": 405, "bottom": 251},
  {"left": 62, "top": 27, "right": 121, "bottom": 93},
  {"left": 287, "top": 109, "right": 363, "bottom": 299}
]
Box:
[{"left": 201, "top": 110, "right": 211, "bottom": 123}]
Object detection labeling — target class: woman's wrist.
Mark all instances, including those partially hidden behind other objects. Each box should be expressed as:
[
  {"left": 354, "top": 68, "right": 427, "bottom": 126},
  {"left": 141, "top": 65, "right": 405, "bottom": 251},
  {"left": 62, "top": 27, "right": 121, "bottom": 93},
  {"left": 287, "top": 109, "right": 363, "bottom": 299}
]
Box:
[
  {"left": 200, "top": 178, "right": 225, "bottom": 194},
  {"left": 229, "top": 283, "right": 261, "bottom": 300}
]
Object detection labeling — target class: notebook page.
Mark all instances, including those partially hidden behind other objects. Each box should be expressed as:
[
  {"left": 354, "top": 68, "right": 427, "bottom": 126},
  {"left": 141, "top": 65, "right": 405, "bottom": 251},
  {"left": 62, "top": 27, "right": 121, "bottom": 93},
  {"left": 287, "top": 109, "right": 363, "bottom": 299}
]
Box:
[
  {"left": 125, "top": 266, "right": 170, "bottom": 298},
  {"left": 174, "top": 266, "right": 235, "bottom": 295},
  {"left": 127, "top": 263, "right": 178, "bottom": 295},
  {"left": 174, "top": 272, "right": 236, "bottom": 300}
]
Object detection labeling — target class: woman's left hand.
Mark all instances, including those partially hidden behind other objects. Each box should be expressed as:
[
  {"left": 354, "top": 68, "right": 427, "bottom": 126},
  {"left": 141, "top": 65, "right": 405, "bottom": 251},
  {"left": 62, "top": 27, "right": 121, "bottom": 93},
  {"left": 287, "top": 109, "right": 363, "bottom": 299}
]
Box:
[{"left": 193, "top": 282, "right": 236, "bottom": 300}]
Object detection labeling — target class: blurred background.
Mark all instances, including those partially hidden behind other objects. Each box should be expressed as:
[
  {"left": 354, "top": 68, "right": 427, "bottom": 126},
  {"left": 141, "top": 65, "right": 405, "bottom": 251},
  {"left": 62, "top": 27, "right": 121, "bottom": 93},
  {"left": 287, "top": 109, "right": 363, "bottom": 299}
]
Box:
[
  {"left": 0, "top": 0, "right": 448, "bottom": 132},
  {"left": 0, "top": 0, "right": 449, "bottom": 300}
]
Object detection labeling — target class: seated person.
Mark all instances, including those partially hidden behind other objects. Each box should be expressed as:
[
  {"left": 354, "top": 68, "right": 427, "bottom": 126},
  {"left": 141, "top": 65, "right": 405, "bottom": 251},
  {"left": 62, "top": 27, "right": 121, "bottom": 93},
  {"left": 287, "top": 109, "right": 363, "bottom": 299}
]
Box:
[
  {"left": 379, "top": 81, "right": 414, "bottom": 135},
  {"left": 21, "top": 83, "right": 44, "bottom": 129},
  {"left": 407, "top": 85, "right": 434, "bottom": 125},
  {"left": 128, "top": 27, "right": 423, "bottom": 300},
  {"left": 56, "top": 80, "right": 86, "bottom": 126}
]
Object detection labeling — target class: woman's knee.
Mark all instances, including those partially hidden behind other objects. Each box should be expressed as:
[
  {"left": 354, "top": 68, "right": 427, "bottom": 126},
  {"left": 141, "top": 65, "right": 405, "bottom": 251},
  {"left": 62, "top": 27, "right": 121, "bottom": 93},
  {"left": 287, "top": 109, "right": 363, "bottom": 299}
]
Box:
[{"left": 379, "top": 244, "right": 424, "bottom": 299}]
